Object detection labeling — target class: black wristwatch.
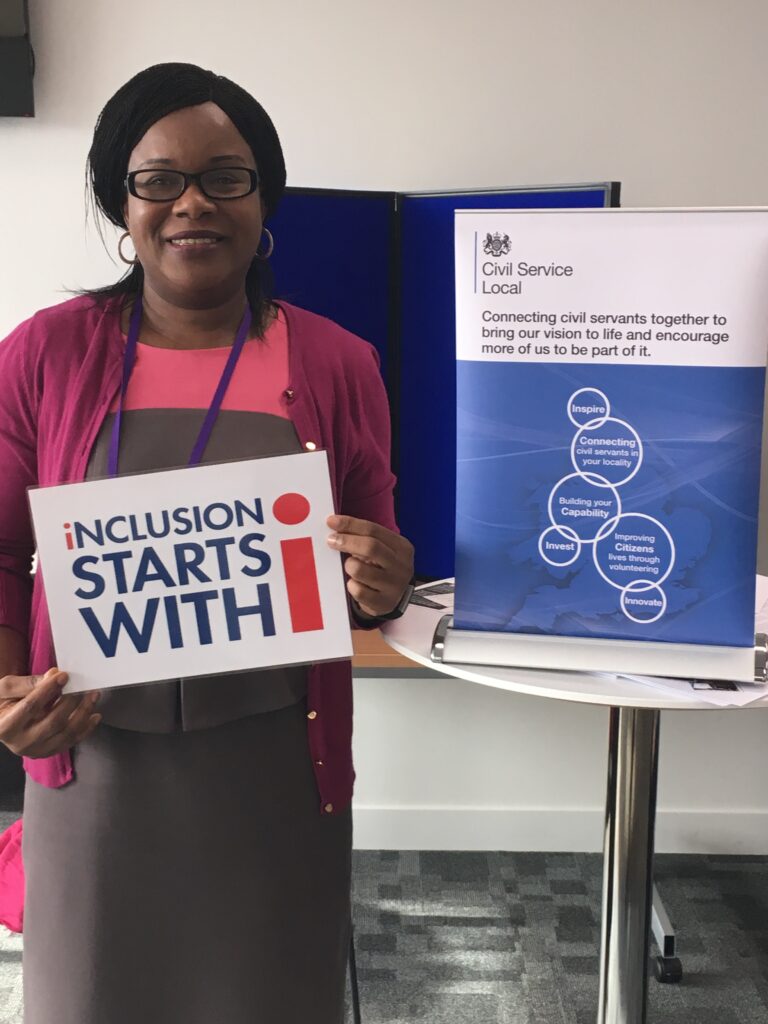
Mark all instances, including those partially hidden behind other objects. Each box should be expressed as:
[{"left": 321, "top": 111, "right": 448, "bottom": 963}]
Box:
[{"left": 376, "top": 580, "right": 416, "bottom": 621}]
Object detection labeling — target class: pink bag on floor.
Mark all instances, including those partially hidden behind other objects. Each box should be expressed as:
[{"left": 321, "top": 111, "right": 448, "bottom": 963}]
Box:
[{"left": 0, "top": 818, "right": 24, "bottom": 933}]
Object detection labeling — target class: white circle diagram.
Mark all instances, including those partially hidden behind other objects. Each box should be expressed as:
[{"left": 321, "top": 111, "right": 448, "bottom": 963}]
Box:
[
  {"left": 592, "top": 512, "right": 676, "bottom": 592},
  {"left": 570, "top": 417, "right": 643, "bottom": 488},
  {"left": 567, "top": 387, "right": 611, "bottom": 429},
  {"left": 540, "top": 389, "right": 677, "bottom": 625},
  {"left": 547, "top": 472, "right": 622, "bottom": 545},
  {"left": 621, "top": 580, "right": 668, "bottom": 624},
  {"left": 538, "top": 524, "right": 581, "bottom": 567}
]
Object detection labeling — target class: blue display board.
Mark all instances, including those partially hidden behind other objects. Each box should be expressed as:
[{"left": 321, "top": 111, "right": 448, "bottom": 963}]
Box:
[
  {"left": 268, "top": 188, "right": 396, "bottom": 376},
  {"left": 268, "top": 183, "right": 619, "bottom": 578}
]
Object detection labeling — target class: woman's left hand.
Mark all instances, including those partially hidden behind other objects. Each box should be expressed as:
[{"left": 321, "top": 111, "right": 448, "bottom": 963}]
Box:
[{"left": 326, "top": 515, "right": 414, "bottom": 619}]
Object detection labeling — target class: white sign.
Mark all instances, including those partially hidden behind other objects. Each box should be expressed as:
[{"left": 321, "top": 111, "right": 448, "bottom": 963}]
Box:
[
  {"left": 453, "top": 207, "right": 768, "bottom": 663},
  {"left": 456, "top": 207, "right": 768, "bottom": 367},
  {"left": 29, "top": 451, "right": 352, "bottom": 693}
]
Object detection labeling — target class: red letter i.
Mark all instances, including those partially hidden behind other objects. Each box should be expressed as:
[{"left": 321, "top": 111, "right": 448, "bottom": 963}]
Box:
[
  {"left": 64, "top": 523, "right": 74, "bottom": 550},
  {"left": 272, "top": 493, "right": 324, "bottom": 633}
]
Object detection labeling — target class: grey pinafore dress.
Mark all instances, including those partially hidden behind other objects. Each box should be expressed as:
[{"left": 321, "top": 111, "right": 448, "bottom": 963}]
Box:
[{"left": 22, "top": 389, "right": 352, "bottom": 1023}]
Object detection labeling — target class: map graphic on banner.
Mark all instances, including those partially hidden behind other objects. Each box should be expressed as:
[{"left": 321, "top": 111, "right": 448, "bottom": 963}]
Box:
[
  {"left": 29, "top": 451, "right": 352, "bottom": 693},
  {"left": 454, "top": 209, "right": 768, "bottom": 648}
]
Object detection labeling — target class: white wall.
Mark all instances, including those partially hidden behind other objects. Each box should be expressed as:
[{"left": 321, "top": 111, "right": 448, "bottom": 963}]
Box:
[
  {"left": 2, "top": 0, "right": 768, "bottom": 851},
  {"left": 352, "top": 673, "right": 768, "bottom": 853},
  {"left": 3, "top": 0, "right": 768, "bottom": 335}
]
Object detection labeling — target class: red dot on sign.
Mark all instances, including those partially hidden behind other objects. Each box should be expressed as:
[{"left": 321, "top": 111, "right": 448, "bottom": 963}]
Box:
[
  {"left": 64, "top": 523, "right": 71, "bottom": 529},
  {"left": 273, "top": 493, "right": 310, "bottom": 526}
]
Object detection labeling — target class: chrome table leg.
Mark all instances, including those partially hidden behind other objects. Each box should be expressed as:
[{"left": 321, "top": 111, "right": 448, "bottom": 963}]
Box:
[{"left": 597, "top": 707, "right": 660, "bottom": 1024}]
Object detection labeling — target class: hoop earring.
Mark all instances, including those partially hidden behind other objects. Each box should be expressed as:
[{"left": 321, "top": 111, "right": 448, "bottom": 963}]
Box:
[
  {"left": 257, "top": 227, "right": 274, "bottom": 260},
  {"left": 118, "top": 231, "right": 139, "bottom": 266}
]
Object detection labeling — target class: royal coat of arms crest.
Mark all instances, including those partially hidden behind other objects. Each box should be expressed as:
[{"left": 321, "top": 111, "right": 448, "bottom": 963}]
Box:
[{"left": 483, "top": 232, "right": 511, "bottom": 257}]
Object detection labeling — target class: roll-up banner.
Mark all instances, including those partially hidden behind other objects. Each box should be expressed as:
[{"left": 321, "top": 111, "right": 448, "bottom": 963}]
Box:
[{"left": 454, "top": 209, "right": 768, "bottom": 675}]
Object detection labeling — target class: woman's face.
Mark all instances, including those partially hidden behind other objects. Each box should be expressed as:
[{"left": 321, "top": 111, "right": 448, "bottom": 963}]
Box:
[{"left": 123, "top": 101, "right": 264, "bottom": 308}]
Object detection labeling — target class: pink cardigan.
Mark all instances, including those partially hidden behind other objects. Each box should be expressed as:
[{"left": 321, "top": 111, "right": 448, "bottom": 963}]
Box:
[{"left": 0, "top": 295, "right": 397, "bottom": 814}]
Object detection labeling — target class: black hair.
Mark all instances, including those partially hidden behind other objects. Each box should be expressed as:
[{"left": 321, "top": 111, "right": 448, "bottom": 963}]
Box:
[{"left": 84, "top": 62, "right": 286, "bottom": 335}]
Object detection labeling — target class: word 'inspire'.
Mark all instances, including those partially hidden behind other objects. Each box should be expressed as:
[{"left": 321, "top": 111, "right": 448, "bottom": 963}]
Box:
[{"left": 63, "top": 493, "right": 322, "bottom": 658}]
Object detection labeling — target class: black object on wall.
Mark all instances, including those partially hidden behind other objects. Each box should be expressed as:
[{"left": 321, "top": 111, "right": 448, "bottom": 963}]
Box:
[
  {"left": 0, "top": 0, "right": 34, "bottom": 117},
  {"left": 268, "top": 182, "right": 620, "bottom": 579}
]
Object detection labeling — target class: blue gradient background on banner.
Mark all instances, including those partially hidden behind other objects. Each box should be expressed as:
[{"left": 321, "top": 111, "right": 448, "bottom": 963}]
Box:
[{"left": 455, "top": 362, "right": 764, "bottom": 647}]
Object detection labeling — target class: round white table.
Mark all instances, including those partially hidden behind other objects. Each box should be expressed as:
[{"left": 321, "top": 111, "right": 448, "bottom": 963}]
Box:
[{"left": 382, "top": 591, "right": 768, "bottom": 1024}]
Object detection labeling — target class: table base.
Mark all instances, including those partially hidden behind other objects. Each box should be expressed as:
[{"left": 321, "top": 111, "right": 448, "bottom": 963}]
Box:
[{"left": 598, "top": 707, "right": 660, "bottom": 1023}]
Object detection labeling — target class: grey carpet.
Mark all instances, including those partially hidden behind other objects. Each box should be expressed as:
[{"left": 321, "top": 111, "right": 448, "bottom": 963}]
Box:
[
  {"left": 0, "top": 812, "right": 766, "bottom": 1023},
  {"left": 350, "top": 850, "right": 768, "bottom": 1023}
]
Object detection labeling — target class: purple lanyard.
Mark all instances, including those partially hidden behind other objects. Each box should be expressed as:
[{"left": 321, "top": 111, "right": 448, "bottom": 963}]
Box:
[{"left": 108, "top": 294, "right": 252, "bottom": 478}]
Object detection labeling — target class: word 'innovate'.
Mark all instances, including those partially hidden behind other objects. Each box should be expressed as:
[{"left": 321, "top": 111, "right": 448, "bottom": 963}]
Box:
[{"left": 62, "top": 493, "right": 324, "bottom": 658}]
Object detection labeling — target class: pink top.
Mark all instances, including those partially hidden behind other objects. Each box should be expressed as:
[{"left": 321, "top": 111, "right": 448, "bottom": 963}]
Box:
[
  {"left": 110, "top": 310, "right": 290, "bottom": 416},
  {"left": 0, "top": 296, "right": 398, "bottom": 815}
]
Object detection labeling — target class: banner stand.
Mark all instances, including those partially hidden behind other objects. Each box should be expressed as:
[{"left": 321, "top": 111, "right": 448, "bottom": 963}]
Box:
[{"left": 430, "top": 616, "right": 768, "bottom": 684}]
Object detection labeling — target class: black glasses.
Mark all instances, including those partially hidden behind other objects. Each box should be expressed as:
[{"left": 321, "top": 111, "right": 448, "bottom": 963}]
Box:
[{"left": 125, "top": 167, "right": 259, "bottom": 202}]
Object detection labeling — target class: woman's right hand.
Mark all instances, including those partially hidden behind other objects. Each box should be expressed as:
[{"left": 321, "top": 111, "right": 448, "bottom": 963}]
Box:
[{"left": 0, "top": 668, "right": 101, "bottom": 758}]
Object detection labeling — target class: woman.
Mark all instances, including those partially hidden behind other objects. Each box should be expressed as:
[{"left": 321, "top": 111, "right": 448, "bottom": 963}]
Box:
[{"left": 0, "top": 62, "right": 413, "bottom": 1024}]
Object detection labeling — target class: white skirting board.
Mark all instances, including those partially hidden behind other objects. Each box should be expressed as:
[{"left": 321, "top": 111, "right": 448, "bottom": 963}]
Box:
[{"left": 351, "top": 806, "right": 768, "bottom": 855}]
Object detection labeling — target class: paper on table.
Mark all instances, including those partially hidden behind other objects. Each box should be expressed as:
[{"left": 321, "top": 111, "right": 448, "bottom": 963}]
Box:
[{"left": 619, "top": 674, "right": 768, "bottom": 707}]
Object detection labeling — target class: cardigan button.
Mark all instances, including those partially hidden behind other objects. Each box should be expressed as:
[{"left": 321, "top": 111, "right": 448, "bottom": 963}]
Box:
[
  {"left": 324, "top": 803, "right": 334, "bottom": 813},
  {"left": 315, "top": 760, "right": 324, "bottom": 767},
  {"left": 304, "top": 441, "right": 317, "bottom": 451},
  {"left": 283, "top": 388, "right": 295, "bottom": 402},
  {"left": 307, "top": 710, "right": 318, "bottom": 720}
]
